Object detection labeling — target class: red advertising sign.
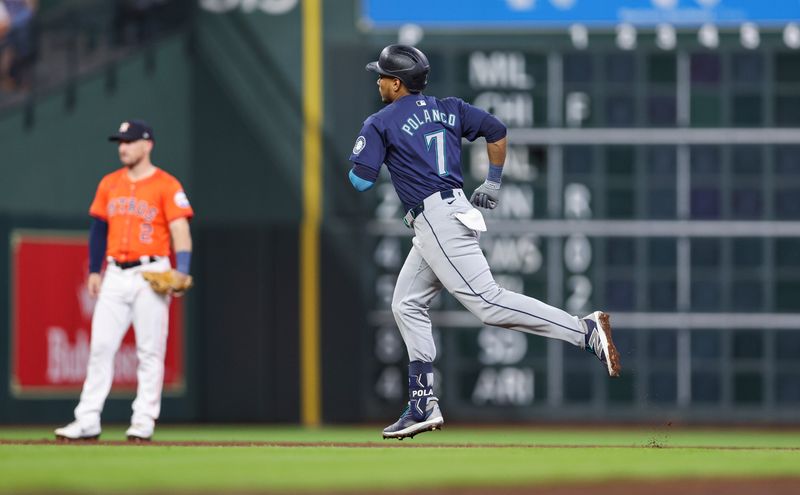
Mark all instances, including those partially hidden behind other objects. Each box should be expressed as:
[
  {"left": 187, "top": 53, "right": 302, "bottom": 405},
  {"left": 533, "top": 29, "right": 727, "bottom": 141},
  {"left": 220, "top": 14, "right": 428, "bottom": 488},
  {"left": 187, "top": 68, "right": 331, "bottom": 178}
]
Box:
[{"left": 10, "top": 231, "right": 185, "bottom": 396}]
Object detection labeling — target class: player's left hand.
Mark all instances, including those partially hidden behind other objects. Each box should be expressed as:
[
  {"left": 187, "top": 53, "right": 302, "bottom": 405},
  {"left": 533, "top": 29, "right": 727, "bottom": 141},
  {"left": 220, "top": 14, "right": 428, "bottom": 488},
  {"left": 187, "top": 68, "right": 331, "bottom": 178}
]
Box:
[
  {"left": 142, "top": 269, "right": 193, "bottom": 296},
  {"left": 171, "top": 272, "right": 192, "bottom": 297},
  {"left": 470, "top": 181, "right": 500, "bottom": 209}
]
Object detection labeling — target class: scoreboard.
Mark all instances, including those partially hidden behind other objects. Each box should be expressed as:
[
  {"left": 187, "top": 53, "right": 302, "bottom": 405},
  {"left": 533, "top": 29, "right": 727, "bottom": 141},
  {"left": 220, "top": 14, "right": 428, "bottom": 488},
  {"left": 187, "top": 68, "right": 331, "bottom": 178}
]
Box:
[{"left": 353, "top": 5, "right": 800, "bottom": 422}]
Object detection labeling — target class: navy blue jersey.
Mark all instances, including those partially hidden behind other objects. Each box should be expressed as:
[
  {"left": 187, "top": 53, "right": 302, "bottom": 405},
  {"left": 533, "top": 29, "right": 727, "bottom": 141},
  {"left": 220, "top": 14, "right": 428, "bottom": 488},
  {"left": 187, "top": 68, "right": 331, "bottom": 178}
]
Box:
[{"left": 349, "top": 94, "right": 506, "bottom": 211}]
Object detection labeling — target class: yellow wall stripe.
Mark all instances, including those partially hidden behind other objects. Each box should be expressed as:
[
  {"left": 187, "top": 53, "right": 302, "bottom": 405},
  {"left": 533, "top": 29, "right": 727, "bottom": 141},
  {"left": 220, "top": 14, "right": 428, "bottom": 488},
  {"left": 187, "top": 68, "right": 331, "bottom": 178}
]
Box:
[{"left": 301, "top": 0, "right": 323, "bottom": 427}]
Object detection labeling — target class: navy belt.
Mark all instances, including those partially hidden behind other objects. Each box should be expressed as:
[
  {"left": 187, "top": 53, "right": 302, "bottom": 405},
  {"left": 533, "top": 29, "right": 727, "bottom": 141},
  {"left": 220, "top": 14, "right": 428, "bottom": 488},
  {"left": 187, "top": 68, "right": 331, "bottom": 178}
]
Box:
[
  {"left": 110, "top": 257, "right": 160, "bottom": 269},
  {"left": 403, "top": 189, "right": 456, "bottom": 228}
]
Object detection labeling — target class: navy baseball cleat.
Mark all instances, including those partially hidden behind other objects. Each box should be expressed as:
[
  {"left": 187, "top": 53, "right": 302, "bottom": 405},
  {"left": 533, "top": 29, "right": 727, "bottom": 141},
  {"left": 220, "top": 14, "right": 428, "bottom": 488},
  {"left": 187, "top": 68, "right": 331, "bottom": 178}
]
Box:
[
  {"left": 382, "top": 399, "right": 444, "bottom": 440},
  {"left": 583, "top": 311, "right": 621, "bottom": 377}
]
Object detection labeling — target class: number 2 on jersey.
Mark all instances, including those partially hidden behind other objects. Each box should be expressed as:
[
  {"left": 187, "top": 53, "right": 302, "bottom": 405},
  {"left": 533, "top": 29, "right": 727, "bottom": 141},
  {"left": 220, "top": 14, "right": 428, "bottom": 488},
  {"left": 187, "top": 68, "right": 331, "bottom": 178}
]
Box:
[{"left": 424, "top": 129, "right": 448, "bottom": 176}]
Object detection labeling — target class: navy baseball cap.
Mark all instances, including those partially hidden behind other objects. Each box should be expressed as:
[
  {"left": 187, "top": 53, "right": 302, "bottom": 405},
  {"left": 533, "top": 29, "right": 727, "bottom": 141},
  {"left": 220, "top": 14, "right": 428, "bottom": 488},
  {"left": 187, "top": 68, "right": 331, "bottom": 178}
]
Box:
[{"left": 108, "top": 119, "right": 154, "bottom": 142}]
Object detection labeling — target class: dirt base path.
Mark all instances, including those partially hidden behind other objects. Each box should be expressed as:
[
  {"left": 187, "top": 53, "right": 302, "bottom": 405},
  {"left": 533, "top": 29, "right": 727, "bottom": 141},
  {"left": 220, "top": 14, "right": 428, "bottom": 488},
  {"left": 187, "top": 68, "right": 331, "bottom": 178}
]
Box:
[
  {"left": 1, "top": 438, "right": 799, "bottom": 451},
  {"left": 322, "top": 478, "right": 800, "bottom": 495}
]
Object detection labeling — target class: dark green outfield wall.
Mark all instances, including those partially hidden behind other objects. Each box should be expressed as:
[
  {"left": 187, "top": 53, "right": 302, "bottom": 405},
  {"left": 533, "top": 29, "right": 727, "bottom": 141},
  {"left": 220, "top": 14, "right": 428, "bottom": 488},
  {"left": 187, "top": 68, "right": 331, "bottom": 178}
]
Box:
[
  {"left": 191, "top": 8, "right": 303, "bottom": 225},
  {"left": 0, "top": 36, "right": 198, "bottom": 423},
  {"left": 0, "top": 4, "right": 310, "bottom": 423},
  {"left": 0, "top": 39, "right": 192, "bottom": 216},
  {"left": 3, "top": 1, "right": 796, "bottom": 426},
  {"left": 0, "top": 0, "right": 397, "bottom": 425}
]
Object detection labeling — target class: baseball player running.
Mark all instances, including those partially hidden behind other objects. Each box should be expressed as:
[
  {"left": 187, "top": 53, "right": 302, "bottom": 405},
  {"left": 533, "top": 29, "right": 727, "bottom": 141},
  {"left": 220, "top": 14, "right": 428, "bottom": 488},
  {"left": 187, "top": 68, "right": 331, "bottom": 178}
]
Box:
[
  {"left": 55, "top": 119, "right": 193, "bottom": 442},
  {"left": 348, "top": 45, "right": 621, "bottom": 440}
]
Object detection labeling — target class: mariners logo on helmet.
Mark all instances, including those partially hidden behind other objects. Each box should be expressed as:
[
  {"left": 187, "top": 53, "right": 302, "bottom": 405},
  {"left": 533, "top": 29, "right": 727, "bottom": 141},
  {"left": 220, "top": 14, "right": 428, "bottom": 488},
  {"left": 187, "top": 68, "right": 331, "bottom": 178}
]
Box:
[{"left": 366, "top": 44, "right": 430, "bottom": 93}]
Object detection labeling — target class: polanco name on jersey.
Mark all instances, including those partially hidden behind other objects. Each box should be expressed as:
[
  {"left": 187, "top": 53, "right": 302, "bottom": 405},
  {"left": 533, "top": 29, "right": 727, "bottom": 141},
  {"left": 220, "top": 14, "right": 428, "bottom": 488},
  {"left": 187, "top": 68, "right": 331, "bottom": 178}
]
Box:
[{"left": 401, "top": 108, "right": 457, "bottom": 136}]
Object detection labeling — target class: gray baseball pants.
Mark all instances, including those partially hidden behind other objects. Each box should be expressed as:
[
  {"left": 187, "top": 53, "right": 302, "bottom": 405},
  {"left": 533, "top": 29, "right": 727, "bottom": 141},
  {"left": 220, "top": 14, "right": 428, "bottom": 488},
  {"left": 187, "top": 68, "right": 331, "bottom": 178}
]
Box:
[{"left": 392, "top": 189, "right": 587, "bottom": 363}]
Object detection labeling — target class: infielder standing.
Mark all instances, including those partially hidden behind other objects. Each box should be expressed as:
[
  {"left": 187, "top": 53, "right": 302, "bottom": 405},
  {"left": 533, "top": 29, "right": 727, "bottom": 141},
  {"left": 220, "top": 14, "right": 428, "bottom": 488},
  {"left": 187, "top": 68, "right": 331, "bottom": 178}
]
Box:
[
  {"left": 348, "top": 45, "right": 621, "bottom": 440},
  {"left": 55, "top": 119, "right": 193, "bottom": 442}
]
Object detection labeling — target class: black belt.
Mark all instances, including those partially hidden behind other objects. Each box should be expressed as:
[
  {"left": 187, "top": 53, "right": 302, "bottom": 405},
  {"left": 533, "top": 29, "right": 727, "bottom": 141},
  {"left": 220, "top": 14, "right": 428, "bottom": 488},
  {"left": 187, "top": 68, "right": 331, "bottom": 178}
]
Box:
[
  {"left": 405, "top": 189, "right": 455, "bottom": 225},
  {"left": 110, "top": 257, "right": 159, "bottom": 269}
]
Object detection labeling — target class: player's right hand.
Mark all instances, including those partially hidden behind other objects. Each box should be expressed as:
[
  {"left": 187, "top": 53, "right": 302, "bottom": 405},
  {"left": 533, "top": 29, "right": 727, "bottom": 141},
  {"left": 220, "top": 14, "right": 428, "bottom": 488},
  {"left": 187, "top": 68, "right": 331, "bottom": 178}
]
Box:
[
  {"left": 87, "top": 273, "right": 102, "bottom": 298},
  {"left": 470, "top": 181, "right": 500, "bottom": 209}
]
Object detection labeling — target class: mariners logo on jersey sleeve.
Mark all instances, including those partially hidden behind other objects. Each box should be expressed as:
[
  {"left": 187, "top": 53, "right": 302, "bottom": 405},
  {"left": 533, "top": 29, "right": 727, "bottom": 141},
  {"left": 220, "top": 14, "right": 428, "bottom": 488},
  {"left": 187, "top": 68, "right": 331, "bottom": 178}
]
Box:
[
  {"left": 174, "top": 191, "right": 191, "bottom": 209},
  {"left": 352, "top": 136, "right": 367, "bottom": 155}
]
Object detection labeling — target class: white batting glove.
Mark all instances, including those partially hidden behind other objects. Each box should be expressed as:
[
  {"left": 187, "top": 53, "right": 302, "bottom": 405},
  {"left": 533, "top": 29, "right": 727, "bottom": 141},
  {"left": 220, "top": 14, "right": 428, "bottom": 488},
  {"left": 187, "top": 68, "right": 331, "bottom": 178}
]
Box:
[{"left": 470, "top": 180, "right": 500, "bottom": 209}]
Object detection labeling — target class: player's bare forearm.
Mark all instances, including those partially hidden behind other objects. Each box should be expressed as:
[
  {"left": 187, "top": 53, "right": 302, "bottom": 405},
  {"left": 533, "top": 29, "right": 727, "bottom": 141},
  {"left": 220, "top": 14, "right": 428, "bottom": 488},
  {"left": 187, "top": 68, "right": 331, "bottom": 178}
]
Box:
[
  {"left": 169, "top": 217, "right": 192, "bottom": 253},
  {"left": 487, "top": 137, "right": 507, "bottom": 167}
]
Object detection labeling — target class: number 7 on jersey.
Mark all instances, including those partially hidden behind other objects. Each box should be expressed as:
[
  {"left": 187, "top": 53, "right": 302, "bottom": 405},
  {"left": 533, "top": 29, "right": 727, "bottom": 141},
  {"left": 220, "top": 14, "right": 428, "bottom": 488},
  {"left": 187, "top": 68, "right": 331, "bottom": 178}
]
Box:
[{"left": 425, "top": 129, "right": 448, "bottom": 177}]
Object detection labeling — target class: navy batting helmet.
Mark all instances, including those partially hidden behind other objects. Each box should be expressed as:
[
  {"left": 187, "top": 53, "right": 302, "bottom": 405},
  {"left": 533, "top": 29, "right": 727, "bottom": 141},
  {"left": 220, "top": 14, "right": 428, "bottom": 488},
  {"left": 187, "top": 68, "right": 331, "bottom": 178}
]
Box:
[{"left": 366, "top": 44, "right": 430, "bottom": 93}]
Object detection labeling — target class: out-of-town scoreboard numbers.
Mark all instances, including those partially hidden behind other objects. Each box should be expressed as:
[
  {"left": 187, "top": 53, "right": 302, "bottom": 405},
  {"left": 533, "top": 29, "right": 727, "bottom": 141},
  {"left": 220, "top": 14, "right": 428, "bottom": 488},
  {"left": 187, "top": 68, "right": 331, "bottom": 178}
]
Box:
[{"left": 362, "top": 0, "right": 800, "bottom": 422}]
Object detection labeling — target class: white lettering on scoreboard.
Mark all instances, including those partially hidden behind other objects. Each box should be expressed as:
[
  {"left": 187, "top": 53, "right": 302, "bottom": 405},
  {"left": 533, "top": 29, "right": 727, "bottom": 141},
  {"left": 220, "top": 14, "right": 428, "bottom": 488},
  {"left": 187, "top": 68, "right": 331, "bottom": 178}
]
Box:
[
  {"left": 470, "top": 145, "right": 540, "bottom": 182},
  {"left": 478, "top": 327, "right": 528, "bottom": 365},
  {"left": 564, "top": 183, "right": 594, "bottom": 314},
  {"left": 375, "top": 326, "right": 404, "bottom": 364},
  {"left": 469, "top": 52, "right": 534, "bottom": 89},
  {"left": 473, "top": 92, "right": 534, "bottom": 128},
  {"left": 375, "top": 366, "right": 403, "bottom": 401},
  {"left": 469, "top": 51, "right": 536, "bottom": 127},
  {"left": 374, "top": 237, "right": 402, "bottom": 269},
  {"left": 472, "top": 367, "right": 535, "bottom": 406},
  {"left": 565, "top": 92, "right": 591, "bottom": 127},
  {"left": 483, "top": 235, "right": 543, "bottom": 274},
  {"left": 375, "top": 183, "right": 403, "bottom": 220}
]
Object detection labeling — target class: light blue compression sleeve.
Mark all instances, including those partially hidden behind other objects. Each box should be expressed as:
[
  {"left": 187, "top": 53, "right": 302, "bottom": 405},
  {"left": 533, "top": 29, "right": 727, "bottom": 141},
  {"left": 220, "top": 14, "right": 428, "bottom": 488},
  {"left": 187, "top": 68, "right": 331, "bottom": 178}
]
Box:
[{"left": 349, "top": 168, "right": 375, "bottom": 191}]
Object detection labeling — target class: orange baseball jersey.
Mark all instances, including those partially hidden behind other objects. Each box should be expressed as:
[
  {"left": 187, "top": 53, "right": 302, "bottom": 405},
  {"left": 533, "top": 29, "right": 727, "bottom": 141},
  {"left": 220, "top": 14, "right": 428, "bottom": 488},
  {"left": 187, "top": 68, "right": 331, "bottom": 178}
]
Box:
[{"left": 89, "top": 167, "right": 193, "bottom": 262}]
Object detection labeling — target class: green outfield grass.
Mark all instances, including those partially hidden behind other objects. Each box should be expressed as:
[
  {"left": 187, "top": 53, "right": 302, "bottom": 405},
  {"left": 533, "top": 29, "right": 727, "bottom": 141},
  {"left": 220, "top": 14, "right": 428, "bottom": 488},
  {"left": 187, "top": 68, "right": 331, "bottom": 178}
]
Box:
[{"left": 0, "top": 425, "right": 798, "bottom": 493}]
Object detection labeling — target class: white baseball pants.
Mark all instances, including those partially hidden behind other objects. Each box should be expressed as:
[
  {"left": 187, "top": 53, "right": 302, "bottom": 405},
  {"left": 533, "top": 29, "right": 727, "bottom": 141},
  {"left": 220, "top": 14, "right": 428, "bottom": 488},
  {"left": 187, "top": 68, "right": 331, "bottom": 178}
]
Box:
[{"left": 73, "top": 257, "right": 171, "bottom": 432}]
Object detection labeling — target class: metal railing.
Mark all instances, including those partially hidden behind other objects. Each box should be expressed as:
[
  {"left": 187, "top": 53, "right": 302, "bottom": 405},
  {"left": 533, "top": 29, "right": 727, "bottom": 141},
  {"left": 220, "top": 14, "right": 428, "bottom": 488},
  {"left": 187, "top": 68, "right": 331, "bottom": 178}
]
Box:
[{"left": 0, "top": 0, "right": 192, "bottom": 116}]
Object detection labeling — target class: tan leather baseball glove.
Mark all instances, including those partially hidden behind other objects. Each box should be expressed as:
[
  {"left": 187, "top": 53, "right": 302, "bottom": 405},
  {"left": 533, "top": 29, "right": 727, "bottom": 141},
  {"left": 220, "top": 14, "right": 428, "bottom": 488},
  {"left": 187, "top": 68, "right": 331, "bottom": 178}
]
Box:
[{"left": 142, "top": 270, "right": 193, "bottom": 296}]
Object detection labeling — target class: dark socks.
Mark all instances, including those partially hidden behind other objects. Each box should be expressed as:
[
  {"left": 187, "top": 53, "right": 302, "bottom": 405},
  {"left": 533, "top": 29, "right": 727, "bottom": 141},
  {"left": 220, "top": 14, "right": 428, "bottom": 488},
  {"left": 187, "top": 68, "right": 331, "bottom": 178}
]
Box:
[{"left": 409, "top": 360, "right": 434, "bottom": 421}]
